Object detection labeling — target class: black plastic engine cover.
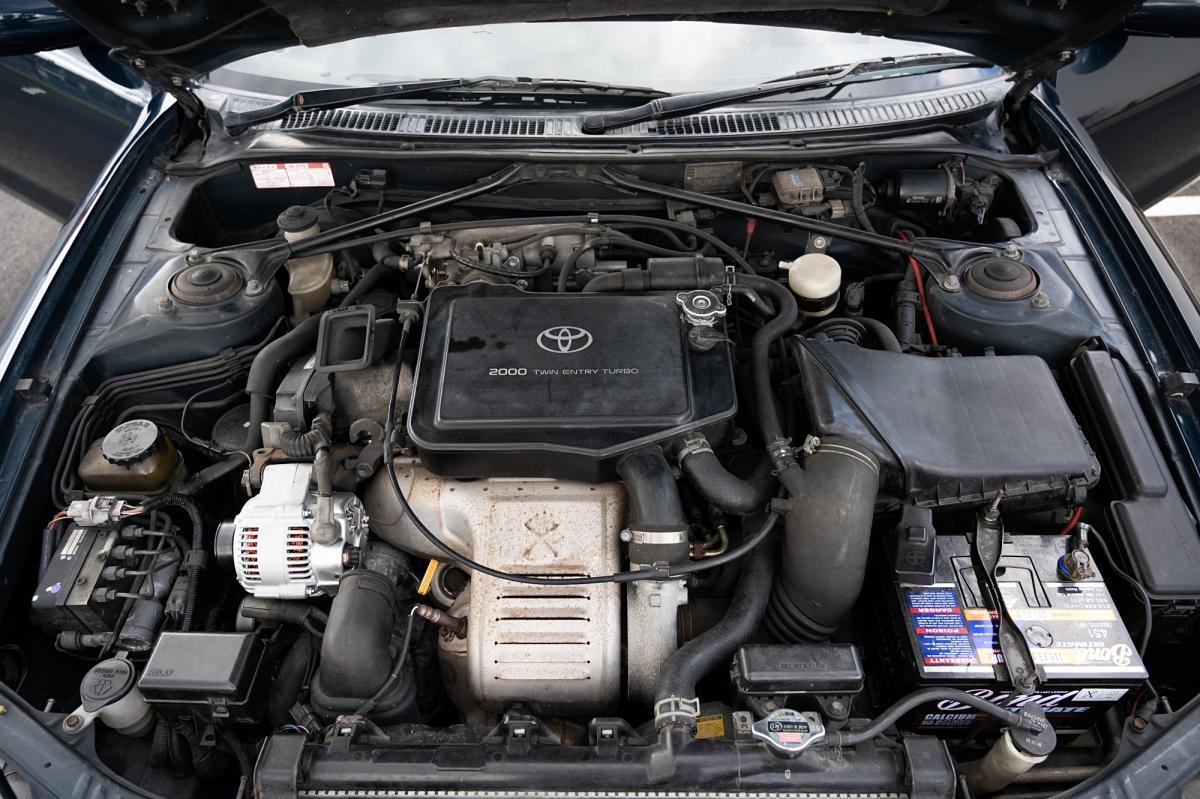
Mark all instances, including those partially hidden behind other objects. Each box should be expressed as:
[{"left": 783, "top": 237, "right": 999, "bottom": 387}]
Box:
[{"left": 408, "top": 284, "right": 736, "bottom": 480}]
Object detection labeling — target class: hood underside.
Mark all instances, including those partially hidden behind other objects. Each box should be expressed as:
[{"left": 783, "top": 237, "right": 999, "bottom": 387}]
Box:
[{"left": 56, "top": 0, "right": 1139, "bottom": 91}]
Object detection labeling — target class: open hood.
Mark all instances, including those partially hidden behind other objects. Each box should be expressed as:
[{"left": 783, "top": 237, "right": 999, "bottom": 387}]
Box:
[{"left": 51, "top": 0, "right": 1142, "bottom": 104}]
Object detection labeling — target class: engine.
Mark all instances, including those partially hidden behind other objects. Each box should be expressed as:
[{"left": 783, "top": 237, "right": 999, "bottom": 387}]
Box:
[{"left": 22, "top": 157, "right": 1192, "bottom": 799}]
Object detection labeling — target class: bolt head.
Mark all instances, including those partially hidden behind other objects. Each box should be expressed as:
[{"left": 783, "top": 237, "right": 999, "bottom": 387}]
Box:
[
  {"left": 941, "top": 274, "right": 962, "bottom": 292},
  {"left": 64, "top": 714, "right": 82, "bottom": 730},
  {"left": 245, "top": 279, "right": 264, "bottom": 296},
  {"left": 158, "top": 296, "right": 175, "bottom": 313},
  {"left": 619, "top": 529, "right": 633, "bottom": 543},
  {"left": 813, "top": 236, "right": 828, "bottom": 249},
  {"left": 1032, "top": 290, "right": 1051, "bottom": 309}
]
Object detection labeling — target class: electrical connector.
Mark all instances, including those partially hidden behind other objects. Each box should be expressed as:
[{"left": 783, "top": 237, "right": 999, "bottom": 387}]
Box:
[{"left": 65, "top": 497, "right": 129, "bottom": 528}]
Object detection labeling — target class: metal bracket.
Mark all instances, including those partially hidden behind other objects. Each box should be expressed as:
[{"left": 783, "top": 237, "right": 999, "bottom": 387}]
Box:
[{"left": 969, "top": 492, "right": 1041, "bottom": 693}]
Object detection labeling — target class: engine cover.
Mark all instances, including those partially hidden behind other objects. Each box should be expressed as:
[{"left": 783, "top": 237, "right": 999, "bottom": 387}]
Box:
[{"left": 408, "top": 283, "right": 736, "bottom": 480}]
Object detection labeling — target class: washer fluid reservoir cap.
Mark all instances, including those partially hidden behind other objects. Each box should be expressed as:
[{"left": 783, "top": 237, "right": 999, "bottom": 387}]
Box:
[
  {"left": 80, "top": 658, "right": 137, "bottom": 713},
  {"left": 101, "top": 420, "right": 161, "bottom": 466},
  {"left": 964, "top": 255, "right": 1038, "bottom": 300}
]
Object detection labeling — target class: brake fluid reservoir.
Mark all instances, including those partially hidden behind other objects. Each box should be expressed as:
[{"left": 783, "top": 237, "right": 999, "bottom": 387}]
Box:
[
  {"left": 277, "top": 205, "right": 334, "bottom": 321},
  {"left": 783, "top": 252, "right": 841, "bottom": 316},
  {"left": 78, "top": 420, "right": 185, "bottom": 494}
]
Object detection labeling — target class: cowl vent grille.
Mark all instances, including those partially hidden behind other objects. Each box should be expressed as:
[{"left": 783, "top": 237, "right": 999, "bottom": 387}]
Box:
[{"left": 270, "top": 85, "right": 997, "bottom": 138}]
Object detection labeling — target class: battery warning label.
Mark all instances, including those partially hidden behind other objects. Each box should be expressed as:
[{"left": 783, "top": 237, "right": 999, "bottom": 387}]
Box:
[
  {"left": 907, "top": 588, "right": 975, "bottom": 665},
  {"left": 905, "top": 585, "right": 1146, "bottom": 673}
]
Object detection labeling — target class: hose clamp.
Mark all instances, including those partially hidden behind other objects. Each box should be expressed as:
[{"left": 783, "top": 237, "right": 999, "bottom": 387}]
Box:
[
  {"left": 673, "top": 432, "right": 713, "bottom": 463},
  {"left": 623, "top": 528, "right": 689, "bottom": 546},
  {"left": 654, "top": 696, "right": 700, "bottom": 731}
]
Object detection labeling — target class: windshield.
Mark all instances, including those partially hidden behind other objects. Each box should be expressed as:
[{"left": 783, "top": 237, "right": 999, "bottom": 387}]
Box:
[{"left": 209, "top": 21, "right": 962, "bottom": 96}]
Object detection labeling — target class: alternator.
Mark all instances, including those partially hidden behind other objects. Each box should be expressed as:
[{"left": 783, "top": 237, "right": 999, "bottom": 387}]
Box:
[{"left": 216, "top": 463, "right": 366, "bottom": 599}]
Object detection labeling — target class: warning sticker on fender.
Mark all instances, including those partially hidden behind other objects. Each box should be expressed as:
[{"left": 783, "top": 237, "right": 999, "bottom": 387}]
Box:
[{"left": 249, "top": 162, "right": 335, "bottom": 189}]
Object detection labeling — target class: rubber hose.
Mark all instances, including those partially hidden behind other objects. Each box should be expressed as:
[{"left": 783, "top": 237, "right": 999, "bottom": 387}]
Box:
[
  {"left": 268, "top": 634, "right": 315, "bottom": 728},
  {"left": 616, "top": 448, "right": 690, "bottom": 566},
  {"left": 175, "top": 722, "right": 224, "bottom": 780},
  {"left": 851, "top": 164, "right": 875, "bottom": 233},
  {"left": 736, "top": 275, "right": 805, "bottom": 497},
  {"left": 655, "top": 538, "right": 777, "bottom": 702},
  {"left": 310, "top": 569, "right": 418, "bottom": 722},
  {"left": 766, "top": 439, "right": 879, "bottom": 642},
  {"left": 239, "top": 597, "right": 328, "bottom": 628},
  {"left": 339, "top": 261, "right": 391, "bottom": 308},
  {"left": 893, "top": 273, "right": 919, "bottom": 351},
  {"left": 138, "top": 493, "right": 204, "bottom": 632},
  {"left": 219, "top": 728, "right": 253, "bottom": 785},
  {"left": 242, "top": 314, "right": 323, "bottom": 452},
  {"left": 181, "top": 453, "right": 245, "bottom": 495},
  {"left": 856, "top": 316, "right": 903, "bottom": 353},
  {"left": 278, "top": 414, "right": 331, "bottom": 458},
  {"left": 38, "top": 524, "right": 57, "bottom": 582},
  {"left": 149, "top": 718, "right": 170, "bottom": 769},
  {"left": 679, "top": 449, "right": 776, "bottom": 516}
]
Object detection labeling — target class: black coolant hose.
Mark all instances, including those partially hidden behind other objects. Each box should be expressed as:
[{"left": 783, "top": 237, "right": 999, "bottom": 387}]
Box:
[
  {"left": 339, "top": 260, "right": 391, "bottom": 307},
  {"left": 242, "top": 314, "right": 323, "bottom": 453},
  {"left": 736, "top": 275, "right": 805, "bottom": 496},
  {"left": 677, "top": 444, "right": 776, "bottom": 516},
  {"left": 765, "top": 439, "right": 880, "bottom": 642},
  {"left": 655, "top": 539, "right": 776, "bottom": 704},
  {"left": 138, "top": 493, "right": 204, "bottom": 632}
]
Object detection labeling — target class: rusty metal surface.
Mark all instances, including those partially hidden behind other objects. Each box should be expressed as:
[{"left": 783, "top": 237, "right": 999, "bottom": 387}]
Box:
[{"left": 365, "top": 463, "right": 625, "bottom": 716}]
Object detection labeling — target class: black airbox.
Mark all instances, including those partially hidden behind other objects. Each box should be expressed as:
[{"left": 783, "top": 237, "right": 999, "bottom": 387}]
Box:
[{"left": 408, "top": 284, "right": 736, "bottom": 480}]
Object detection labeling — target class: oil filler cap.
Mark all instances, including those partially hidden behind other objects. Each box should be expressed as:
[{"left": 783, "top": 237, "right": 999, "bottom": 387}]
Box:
[
  {"left": 101, "top": 420, "right": 161, "bottom": 466},
  {"left": 751, "top": 708, "right": 826, "bottom": 756}
]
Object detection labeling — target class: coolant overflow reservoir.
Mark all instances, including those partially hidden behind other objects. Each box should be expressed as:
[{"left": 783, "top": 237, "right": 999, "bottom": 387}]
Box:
[
  {"left": 277, "top": 205, "right": 334, "bottom": 321},
  {"left": 782, "top": 252, "right": 841, "bottom": 317}
]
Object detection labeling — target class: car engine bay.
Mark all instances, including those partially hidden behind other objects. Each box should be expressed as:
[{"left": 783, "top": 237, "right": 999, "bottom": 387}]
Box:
[{"left": 6, "top": 146, "right": 1199, "bottom": 798}]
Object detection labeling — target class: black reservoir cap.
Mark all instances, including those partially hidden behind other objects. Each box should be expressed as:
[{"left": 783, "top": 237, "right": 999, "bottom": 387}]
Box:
[{"left": 734, "top": 644, "right": 865, "bottom": 695}]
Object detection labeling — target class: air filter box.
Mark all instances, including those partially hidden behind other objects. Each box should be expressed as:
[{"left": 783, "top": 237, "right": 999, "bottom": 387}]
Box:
[
  {"left": 408, "top": 284, "right": 736, "bottom": 480},
  {"left": 796, "top": 340, "right": 1099, "bottom": 508}
]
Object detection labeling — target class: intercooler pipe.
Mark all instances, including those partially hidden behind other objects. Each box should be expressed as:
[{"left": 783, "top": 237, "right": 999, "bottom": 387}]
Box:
[
  {"left": 616, "top": 448, "right": 690, "bottom": 566},
  {"left": 310, "top": 545, "right": 418, "bottom": 723},
  {"left": 654, "top": 539, "right": 776, "bottom": 713},
  {"left": 674, "top": 435, "right": 776, "bottom": 516},
  {"left": 765, "top": 438, "right": 880, "bottom": 642},
  {"left": 617, "top": 448, "right": 691, "bottom": 705}
]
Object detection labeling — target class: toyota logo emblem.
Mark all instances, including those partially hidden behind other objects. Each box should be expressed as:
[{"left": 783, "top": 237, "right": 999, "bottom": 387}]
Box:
[{"left": 537, "top": 326, "right": 593, "bottom": 354}]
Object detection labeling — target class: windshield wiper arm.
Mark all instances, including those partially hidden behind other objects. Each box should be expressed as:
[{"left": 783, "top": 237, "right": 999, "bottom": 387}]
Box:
[
  {"left": 579, "top": 54, "right": 991, "bottom": 134},
  {"left": 222, "top": 76, "right": 669, "bottom": 133},
  {"left": 222, "top": 77, "right": 486, "bottom": 132}
]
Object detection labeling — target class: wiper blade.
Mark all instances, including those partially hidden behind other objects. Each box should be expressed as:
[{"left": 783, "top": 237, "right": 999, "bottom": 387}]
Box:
[
  {"left": 580, "top": 54, "right": 991, "bottom": 134},
  {"left": 222, "top": 76, "right": 669, "bottom": 132}
]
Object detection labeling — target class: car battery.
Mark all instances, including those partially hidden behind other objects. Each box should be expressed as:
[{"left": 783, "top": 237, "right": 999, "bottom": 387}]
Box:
[{"left": 868, "top": 533, "right": 1147, "bottom": 735}]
